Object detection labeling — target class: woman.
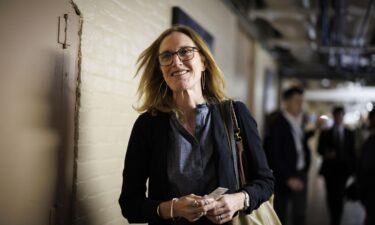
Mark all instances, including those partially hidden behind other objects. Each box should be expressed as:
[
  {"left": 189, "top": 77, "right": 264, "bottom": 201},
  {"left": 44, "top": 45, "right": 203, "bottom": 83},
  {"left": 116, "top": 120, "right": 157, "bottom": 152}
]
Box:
[{"left": 119, "top": 25, "right": 274, "bottom": 225}]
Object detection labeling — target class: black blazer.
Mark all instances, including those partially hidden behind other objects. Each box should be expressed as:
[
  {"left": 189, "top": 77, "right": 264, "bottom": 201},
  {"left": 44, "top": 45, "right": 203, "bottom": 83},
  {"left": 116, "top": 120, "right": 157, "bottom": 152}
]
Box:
[
  {"left": 318, "top": 126, "right": 355, "bottom": 176},
  {"left": 263, "top": 112, "right": 311, "bottom": 192},
  {"left": 119, "top": 101, "right": 274, "bottom": 225},
  {"left": 358, "top": 134, "right": 375, "bottom": 206}
]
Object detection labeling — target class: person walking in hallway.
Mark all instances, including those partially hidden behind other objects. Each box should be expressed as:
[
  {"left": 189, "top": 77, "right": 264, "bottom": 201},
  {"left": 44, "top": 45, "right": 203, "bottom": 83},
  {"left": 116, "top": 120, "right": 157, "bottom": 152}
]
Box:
[
  {"left": 318, "top": 106, "right": 356, "bottom": 225},
  {"left": 118, "top": 25, "right": 275, "bottom": 225},
  {"left": 358, "top": 108, "right": 375, "bottom": 225},
  {"left": 264, "top": 87, "right": 314, "bottom": 225}
]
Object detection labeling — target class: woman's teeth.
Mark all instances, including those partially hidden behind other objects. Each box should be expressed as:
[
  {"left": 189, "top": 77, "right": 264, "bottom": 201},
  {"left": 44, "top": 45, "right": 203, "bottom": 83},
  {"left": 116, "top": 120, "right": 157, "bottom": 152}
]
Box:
[{"left": 172, "top": 70, "right": 187, "bottom": 76}]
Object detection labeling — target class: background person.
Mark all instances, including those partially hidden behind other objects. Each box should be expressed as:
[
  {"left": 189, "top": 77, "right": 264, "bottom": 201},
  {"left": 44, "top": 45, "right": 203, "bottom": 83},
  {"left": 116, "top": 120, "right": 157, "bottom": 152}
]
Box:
[
  {"left": 358, "top": 109, "right": 375, "bottom": 225},
  {"left": 264, "top": 86, "right": 314, "bottom": 225},
  {"left": 318, "top": 106, "right": 356, "bottom": 225}
]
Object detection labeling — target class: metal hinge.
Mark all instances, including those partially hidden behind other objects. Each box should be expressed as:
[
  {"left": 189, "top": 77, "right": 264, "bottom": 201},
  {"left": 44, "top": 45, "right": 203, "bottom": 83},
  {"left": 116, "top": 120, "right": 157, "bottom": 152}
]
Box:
[{"left": 58, "top": 14, "right": 70, "bottom": 49}]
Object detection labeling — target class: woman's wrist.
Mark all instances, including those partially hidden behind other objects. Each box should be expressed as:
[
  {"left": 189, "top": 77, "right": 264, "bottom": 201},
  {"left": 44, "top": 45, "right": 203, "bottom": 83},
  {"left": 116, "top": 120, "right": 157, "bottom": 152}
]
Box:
[
  {"left": 158, "top": 198, "right": 179, "bottom": 220},
  {"left": 158, "top": 201, "right": 170, "bottom": 219},
  {"left": 232, "top": 192, "right": 246, "bottom": 211},
  {"left": 241, "top": 191, "right": 250, "bottom": 210},
  {"left": 170, "top": 198, "right": 178, "bottom": 220}
]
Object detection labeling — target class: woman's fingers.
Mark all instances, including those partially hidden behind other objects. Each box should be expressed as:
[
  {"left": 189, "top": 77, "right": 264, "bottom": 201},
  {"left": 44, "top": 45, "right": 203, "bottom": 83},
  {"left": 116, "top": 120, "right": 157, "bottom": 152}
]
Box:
[
  {"left": 188, "top": 193, "right": 243, "bottom": 223},
  {"left": 176, "top": 194, "right": 216, "bottom": 221},
  {"left": 206, "top": 212, "right": 232, "bottom": 224},
  {"left": 206, "top": 193, "right": 241, "bottom": 223},
  {"left": 206, "top": 196, "right": 228, "bottom": 216},
  {"left": 189, "top": 196, "right": 215, "bottom": 211}
]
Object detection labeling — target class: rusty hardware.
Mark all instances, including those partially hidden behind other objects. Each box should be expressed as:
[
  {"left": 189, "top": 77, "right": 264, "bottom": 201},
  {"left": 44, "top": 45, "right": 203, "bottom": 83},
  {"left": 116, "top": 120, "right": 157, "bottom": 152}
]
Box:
[
  {"left": 58, "top": 14, "right": 70, "bottom": 49},
  {"left": 234, "top": 129, "right": 242, "bottom": 141}
]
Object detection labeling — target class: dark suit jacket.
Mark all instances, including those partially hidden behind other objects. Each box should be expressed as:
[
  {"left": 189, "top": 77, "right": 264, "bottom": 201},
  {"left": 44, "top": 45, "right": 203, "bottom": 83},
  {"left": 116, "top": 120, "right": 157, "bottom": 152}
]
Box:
[
  {"left": 317, "top": 126, "right": 355, "bottom": 177},
  {"left": 263, "top": 112, "right": 311, "bottom": 192},
  {"left": 119, "top": 101, "right": 274, "bottom": 225},
  {"left": 358, "top": 134, "right": 375, "bottom": 208}
]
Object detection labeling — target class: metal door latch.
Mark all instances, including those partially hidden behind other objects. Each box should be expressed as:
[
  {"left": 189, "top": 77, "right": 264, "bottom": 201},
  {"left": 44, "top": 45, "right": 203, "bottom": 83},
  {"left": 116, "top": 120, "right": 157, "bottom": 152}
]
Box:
[{"left": 58, "top": 14, "right": 70, "bottom": 49}]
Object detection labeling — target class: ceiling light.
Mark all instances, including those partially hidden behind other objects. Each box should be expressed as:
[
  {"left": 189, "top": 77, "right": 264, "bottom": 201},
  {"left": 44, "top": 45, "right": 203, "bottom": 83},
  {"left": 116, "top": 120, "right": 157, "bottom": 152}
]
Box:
[
  {"left": 366, "top": 102, "right": 373, "bottom": 111},
  {"left": 321, "top": 79, "right": 331, "bottom": 88}
]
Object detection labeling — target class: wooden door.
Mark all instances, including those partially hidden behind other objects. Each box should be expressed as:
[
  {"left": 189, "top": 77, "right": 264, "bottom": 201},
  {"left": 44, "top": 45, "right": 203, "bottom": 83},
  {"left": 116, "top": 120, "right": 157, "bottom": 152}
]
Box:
[{"left": 0, "top": 0, "right": 80, "bottom": 224}]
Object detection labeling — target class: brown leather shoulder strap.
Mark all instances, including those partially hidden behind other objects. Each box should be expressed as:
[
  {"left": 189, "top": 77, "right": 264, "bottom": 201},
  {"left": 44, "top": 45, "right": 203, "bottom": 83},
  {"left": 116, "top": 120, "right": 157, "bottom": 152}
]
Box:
[{"left": 228, "top": 101, "right": 248, "bottom": 187}]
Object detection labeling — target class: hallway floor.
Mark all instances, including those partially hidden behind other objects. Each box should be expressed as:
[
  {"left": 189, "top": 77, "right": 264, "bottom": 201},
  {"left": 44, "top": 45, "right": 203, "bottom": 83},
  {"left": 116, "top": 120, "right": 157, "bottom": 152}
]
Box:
[
  {"left": 306, "top": 152, "right": 366, "bottom": 225},
  {"left": 306, "top": 175, "right": 366, "bottom": 225}
]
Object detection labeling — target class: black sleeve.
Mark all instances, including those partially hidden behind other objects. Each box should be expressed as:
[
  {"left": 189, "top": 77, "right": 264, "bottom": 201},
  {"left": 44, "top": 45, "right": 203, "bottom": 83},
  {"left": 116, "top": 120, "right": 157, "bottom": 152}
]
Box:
[
  {"left": 233, "top": 101, "right": 275, "bottom": 213},
  {"left": 358, "top": 136, "right": 375, "bottom": 201},
  {"left": 118, "top": 113, "right": 163, "bottom": 223}
]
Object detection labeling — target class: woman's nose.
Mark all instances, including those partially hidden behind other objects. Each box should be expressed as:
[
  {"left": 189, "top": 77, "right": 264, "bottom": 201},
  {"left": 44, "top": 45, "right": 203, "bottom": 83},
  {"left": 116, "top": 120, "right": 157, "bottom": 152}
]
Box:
[{"left": 170, "top": 54, "right": 183, "bottom": 66}]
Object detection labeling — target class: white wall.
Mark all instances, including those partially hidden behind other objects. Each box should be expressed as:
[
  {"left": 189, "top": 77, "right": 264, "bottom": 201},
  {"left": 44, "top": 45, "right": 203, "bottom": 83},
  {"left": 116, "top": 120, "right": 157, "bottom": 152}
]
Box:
[
  {"left": 71, "top": 0, "right": 241, "bottom": 224},
  {"left": 252, "top": 43, "right": 278, "bottom": 135},
  {"left": 0, "top": 1, "right": 79, "bottom": 224}
]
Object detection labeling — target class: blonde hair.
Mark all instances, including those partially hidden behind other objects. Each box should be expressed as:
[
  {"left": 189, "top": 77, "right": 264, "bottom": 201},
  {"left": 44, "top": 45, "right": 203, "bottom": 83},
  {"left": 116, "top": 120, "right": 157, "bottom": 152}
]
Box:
[{"left": 135, "top": 25, "right": 228, "bottom": 113}]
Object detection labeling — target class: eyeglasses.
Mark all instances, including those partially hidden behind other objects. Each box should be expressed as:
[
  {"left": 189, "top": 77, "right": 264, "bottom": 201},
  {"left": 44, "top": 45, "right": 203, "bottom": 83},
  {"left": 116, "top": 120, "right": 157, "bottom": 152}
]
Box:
[{"left": 158, "top": 46, "right": 200, "bottom": 66}]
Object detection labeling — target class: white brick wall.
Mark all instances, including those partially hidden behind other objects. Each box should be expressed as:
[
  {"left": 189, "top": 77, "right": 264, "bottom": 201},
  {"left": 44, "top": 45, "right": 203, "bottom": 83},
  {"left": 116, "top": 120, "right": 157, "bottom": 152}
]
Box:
[{"left": 71, "top": 0, "right": 244, "bottom": 224}]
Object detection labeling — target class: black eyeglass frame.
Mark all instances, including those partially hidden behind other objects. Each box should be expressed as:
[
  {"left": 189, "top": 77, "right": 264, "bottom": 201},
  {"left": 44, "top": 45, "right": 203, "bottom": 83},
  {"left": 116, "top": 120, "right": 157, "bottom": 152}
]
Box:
[{"left": 158, "top": 46, "right": 200, "bottom": 66}]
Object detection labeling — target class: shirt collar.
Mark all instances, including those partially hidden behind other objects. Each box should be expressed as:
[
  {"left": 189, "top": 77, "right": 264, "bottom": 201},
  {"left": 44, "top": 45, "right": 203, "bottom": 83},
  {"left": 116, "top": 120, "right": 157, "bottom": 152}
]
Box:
[{"left": 282, "top": 109, "right": 303, "bottom": 127}]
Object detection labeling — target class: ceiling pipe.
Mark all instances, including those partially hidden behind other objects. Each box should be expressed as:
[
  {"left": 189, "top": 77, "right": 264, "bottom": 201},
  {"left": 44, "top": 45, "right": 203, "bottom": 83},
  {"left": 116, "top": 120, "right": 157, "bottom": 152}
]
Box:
[
  {"left": 348, "top": 6, "right": 375, "bottom": 18},
  {"left": 334, "top": 0, "right": 347, "bottom": 46},
  {"left": 248, "top": 9, "right": 308, "bottom": 21},
  {"left": 318, "top": 46, "right": 375, "bottom": 54},
  {"left": 221, "top": 0, "right": 261, "bottom": 39},
  {"left": 320, "top": 0, "right": 330, "bottom": 46},
  {"left": 355, "top": 0, "right": 374, "bottom": 47}
]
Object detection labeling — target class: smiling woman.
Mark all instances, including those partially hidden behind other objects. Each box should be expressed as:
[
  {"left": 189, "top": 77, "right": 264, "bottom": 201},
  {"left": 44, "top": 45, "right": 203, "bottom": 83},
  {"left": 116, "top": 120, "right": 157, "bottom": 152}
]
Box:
[{"left": 118, "top": 25, "right": 275, "bottom": 225}]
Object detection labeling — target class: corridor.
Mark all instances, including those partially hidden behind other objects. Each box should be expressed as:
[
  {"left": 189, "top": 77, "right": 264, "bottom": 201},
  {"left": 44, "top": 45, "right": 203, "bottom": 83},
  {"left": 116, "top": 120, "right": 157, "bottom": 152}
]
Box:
[
  {"left": 306, "top": 147, "right": 366, "bottom": 225},
  {"left": 1, "top": 0, "right": 374, "bottom": 225}
]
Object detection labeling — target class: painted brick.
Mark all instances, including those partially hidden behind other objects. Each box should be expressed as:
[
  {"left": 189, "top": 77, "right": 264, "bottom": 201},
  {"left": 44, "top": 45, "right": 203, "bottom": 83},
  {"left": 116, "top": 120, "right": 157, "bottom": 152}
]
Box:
[
  {"left": 75, "top": 190, "right": 123, "bottom": 217},
  {"left": 75, "top": 175, "right": 122, "bottom": 202},
  {"left": 76, "top": 160, "right": 123, "bottom": 185}
]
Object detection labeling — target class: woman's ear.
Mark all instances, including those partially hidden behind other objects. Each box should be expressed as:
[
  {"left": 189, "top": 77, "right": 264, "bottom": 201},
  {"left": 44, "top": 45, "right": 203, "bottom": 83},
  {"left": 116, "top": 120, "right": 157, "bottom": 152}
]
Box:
[{"left": 201, "top": 57, "right": 207, "bottom": 70}]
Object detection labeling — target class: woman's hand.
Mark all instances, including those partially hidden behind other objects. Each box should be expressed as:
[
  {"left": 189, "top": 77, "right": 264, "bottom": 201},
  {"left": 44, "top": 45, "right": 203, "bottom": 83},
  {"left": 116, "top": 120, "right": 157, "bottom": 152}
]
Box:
[
  {"left": 159, "top": 194, "right": 215, "bottom": 222},
  {"left": 206, "top": 192, "right": 245, "bottom": 224},
  {"left": 174, "top": 194, "right": 216, "bottom": 222}
]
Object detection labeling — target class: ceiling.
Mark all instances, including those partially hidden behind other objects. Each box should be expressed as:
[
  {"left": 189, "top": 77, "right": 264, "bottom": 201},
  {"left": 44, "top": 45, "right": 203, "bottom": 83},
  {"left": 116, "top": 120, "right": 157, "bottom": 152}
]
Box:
[{"left": 223, "top": 0, "right": 375, "bottom": 84}]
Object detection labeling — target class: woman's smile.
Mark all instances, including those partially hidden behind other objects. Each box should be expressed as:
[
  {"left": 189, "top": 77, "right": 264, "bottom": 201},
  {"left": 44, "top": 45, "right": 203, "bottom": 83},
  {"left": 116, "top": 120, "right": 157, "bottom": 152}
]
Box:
[
  {"left": 159, "top": 32, "right": 205, "bottom": 92},
  {"left": 171, "top": 69, "right": 189, "bottom": 77}
]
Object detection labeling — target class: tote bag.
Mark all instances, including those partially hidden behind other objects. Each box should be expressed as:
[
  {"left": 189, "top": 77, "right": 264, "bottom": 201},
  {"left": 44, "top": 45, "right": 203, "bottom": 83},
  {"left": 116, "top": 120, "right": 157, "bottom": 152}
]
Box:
[{"left": 220, "top": 101, "right": 281, "bottom": 225}]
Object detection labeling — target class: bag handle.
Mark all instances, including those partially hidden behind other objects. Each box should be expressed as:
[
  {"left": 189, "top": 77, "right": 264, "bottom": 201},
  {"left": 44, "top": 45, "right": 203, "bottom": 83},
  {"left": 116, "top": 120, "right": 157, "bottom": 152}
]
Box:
[
  {"left": 220, "top": 100, "right": 248, "bottom": 188},
  {"left": 228, "top": 101, "right": 248, "bottom": 187},
  {"left": 220, "top": 100, "right": 240, "bottom": 190}
]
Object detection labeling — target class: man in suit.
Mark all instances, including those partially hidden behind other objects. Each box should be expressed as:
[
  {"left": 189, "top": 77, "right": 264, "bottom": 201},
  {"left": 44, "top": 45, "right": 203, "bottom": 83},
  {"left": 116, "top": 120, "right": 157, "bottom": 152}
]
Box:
[
  {"left": 264, "top": 86, "right": 313, "bottom": 225},
  {"left": 318, "top": 106, "right": 356, "bottom": 225},
  {"left": 358, "top": 108, "right": 375, "bottom": 225}
]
